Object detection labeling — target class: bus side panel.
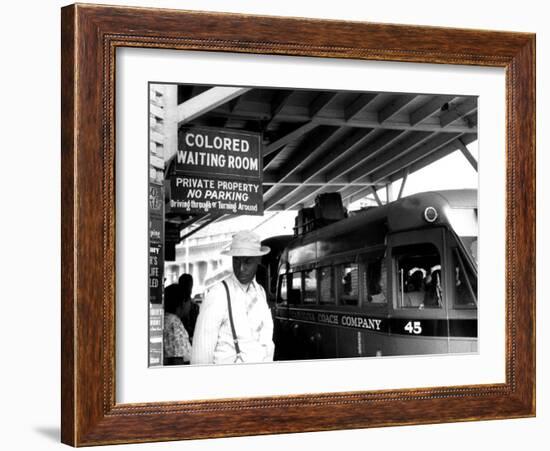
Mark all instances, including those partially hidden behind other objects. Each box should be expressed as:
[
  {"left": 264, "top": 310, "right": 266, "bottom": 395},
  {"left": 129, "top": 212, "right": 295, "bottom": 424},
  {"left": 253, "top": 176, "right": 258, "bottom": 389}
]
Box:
[
  {"left": 317, "top": 324, "right": 338, "bottom": 359},
  {"left": 359, "top": 331, "right": 388, "bottom": 357},
  {"left": 448, "top": 338, "right": 477, "bottom": 353},
  {"left": 337, "top": 328, "right": 361, "bottom": 358},
  {"left": 273, "top": 317, "right": 290, "bottom": 360},
  {"left": 273, "top": 306, "right": 293, "bottom": 361},
  {"left": 296, "top": 321, "right": 320, "bottom": 360},
  {"left": 337, "top": 329, "right": 388, "bottom": 358},
  {"left": 384, "top": 335, "right": 449, "bottom": 356},
  {"left": 278, "top": 320, "right": 320, "bottom": 361}
]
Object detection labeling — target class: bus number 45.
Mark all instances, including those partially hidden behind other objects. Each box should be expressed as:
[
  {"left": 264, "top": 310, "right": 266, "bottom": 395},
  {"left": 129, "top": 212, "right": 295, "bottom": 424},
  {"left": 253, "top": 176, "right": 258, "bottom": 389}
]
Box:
[{"left": 404, "top": 321, "right": 422, "bottom": 335}]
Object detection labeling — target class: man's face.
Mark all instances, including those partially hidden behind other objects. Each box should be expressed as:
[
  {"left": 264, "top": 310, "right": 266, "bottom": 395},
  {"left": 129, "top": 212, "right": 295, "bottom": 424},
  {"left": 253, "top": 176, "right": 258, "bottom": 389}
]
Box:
[{"left": 233, "top": 256, "right": 261, "bottom": 285}]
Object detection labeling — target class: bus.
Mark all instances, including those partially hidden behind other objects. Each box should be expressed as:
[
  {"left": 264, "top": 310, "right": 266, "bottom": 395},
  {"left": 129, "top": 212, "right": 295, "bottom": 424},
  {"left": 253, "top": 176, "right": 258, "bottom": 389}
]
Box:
[{"left": 268, "top": 190, "right": 478, "bottom": 361}]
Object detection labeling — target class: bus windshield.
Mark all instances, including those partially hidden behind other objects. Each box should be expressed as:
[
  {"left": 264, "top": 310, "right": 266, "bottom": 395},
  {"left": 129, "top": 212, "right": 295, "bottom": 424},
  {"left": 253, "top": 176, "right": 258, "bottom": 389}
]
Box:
[
  {"left": 447, "top": 207, "right": 478, "bottom": 263},
  {"left": 394, "top": 243, "right": 442, "bottom": 309}
]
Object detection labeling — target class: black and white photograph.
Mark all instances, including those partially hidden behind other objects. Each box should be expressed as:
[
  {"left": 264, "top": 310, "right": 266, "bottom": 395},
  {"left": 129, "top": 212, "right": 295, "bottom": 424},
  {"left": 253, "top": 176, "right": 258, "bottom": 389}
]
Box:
[
  {"left": 3, "top": 0, "right": 545, "bottom": 449},
  {"left": 148, "top": 83, "right": 479, "bottom": 367}
]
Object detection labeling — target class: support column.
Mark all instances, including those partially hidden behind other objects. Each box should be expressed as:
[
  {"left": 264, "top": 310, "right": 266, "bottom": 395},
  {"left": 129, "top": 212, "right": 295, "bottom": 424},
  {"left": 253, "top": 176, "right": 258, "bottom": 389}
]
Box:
[{"left": 386, "top": 183, "right": 394, "bottom": 203}]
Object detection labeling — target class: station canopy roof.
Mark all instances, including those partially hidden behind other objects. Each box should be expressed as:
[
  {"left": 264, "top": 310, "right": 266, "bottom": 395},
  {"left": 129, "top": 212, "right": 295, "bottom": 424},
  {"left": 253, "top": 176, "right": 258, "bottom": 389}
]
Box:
[{"left": 166, "top": 85, "right": 478, "bottom": 241}]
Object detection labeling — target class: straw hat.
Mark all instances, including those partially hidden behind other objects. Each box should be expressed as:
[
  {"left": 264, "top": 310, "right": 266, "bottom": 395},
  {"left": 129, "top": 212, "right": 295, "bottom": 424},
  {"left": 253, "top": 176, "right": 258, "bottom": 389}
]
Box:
[{"left": 221, "top": 230, "right": 270, "bottom": 256}]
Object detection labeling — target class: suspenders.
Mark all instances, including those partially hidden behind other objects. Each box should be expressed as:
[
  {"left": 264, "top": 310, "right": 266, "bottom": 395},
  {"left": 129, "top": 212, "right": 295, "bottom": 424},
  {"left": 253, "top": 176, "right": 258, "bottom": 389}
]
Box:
[{"left": 222, "top": 280, "right": 244, "bottom": 363}]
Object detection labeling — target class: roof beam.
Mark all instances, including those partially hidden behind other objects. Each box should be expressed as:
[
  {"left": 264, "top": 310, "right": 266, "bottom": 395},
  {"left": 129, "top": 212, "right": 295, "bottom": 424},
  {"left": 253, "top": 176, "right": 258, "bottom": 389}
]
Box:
[
  {"left": 223, "top": 94, "right": 247, "bottom": 127},
  {"left": 177, "top": 87, "right": 250, "bottom": 126},
  {"left": 346, "top": 131, "right": 435, "bottom": 181},
  {"left": 386, "top": 183, "right": 394, "bottom": 203},
  {"left": 228, "top": 94, "right": 245, "bottom": 113},
  {"left": 199, "top": 109, "right": 476, "bottom": 133},
  {"left": 371, "top": 187, "right": 383, "bottom": 206},
  {"left": 338, "top": 132, "right": 469, "bottom": 202},
  {"left": 294, "top": 114, "right": 475, "bottom": 133},
  {"left": 270, "top": 175, "right": 376, "bottom": 212},
  {"left": 325, "top": 129, "right": 406, "bottom": 180},
  {"left": 397, "top": 167, "right": 410, "bottom": 199},
  {"left": 300, "top": 128, "right": 374, "bottom": 181},
  {"left": 456, "top": 138, "right": 478, "bottom": 171},
  {"left": 263, "top": 143, "right": 291, "bottom": 172},
  {"left": 378, "top": 94, "right": 418, "bottom": 123},
  {"left": 276, "top": 127, "right": 346, "bottom": 182},
  {"left": 440, "top": 97, "right": 478, "bottom": 127},
  {"left": 265, "top": 90, "right": 294, "bottom": 130},
  {"left": 263, "top": 127, "right": 344, "bottom": 196},
  {"left": 275, "top": 184, "right": 349, "bottom": 211},
  {"left": 264, "top": 122, "right": 317, "bottom": 156},
  {"left": 340, "top": 185, "right": 371, "bottom": 204},
  {"left": 264, "top": 92, "right": 339, "bottom": 155},
  {"left": 309, "top": 92, "right": 339, "bottom": 117},
  {"left": 410, "top": 95, "right": 456, "bottom": 125},
  {"left": 345, "top": 93, "right": 379, "bottom": 121},
  {"left": 264, "top": 92, "right": 338, "bottom": 156},
  {"left": 369, "top": 132, "right": 466, "bottom": 182},
  {"left": 270, "top": 129, "right": 404, "bottom": 210},
  {"left": 262, "top": 173, "right": 383, "bottom": 185},
  {"left": 389, "top": 134, "right": 478, "bottom": 183},
  {"left": 264, "top": 128, "right": 379, "bottom": 208},
  {"left": 264, "top": 185, "right": 311, "bottom": 210},
  {"left": 201, "top": 110, "right": 268, "bottom": 121},
  {"left": 464, "top": 112, "right": 478, "bottom": 128},
  {"left": 266, "top": 128, "right": 370, "bottom": 201}
]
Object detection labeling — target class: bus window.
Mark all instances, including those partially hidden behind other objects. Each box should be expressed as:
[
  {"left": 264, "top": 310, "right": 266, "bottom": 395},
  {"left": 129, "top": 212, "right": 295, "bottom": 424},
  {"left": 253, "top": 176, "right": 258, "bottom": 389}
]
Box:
[
  {"left": 288, "top": 272, "right": 302, "bottom": 304},
  {"left": 303, "top": 270, "right": 317, "bottom": 304},
  {"left": 394, "top": 243, "right": 442, "bottom": 309},
  {"left": 319, "top": 267, "right": 336, "bottom": 304},
  {"left": 277, "top": 273, "right": 287, "bottom": 304},
  {"left": 470, "top": 239, "right": 478, "bottom": 263},
  {"left": 453, "top": 248, "right": 478, "bottom": 307},
  {"left": 364, "top": 258, "right": 387, "bottom": 304},
  {"left": 340, "top": 263, "right": 359, "bottom": 306}
]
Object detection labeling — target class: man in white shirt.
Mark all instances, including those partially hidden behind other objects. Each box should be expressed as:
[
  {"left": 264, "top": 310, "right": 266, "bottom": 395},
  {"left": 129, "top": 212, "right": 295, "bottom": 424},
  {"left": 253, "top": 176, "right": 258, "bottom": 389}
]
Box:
[{"left": 191, "top": 230, "right": 275, "bottom": 365}]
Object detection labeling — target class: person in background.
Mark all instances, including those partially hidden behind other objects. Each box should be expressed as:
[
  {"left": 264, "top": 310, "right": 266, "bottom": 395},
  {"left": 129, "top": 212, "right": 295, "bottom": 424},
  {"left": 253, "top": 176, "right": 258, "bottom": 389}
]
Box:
[
  {"left": 423, "top": 267, "right": 442, "bottom": 307},
  {"left": 191, "top": 230, "right": 274, "bottom": 365},
  {"left": 178, "top": 273, "right": 199, "bottom": 342},
  {"left": 163, "top": 284, "right": 192, "bottom": 365}
]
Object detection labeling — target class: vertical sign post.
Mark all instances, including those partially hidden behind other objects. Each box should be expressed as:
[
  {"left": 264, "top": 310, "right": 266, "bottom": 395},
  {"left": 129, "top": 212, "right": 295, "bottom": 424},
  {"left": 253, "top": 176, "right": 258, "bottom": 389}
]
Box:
[{"left": 148, "top": 85, "right": 171, "bottom": 367}]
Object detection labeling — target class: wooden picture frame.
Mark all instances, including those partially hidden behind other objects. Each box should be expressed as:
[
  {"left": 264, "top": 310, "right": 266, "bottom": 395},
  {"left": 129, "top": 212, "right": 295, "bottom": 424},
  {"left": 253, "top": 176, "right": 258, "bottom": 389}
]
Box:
[{"left": 61, "top": 3, "right": 535, "bottom": 446}]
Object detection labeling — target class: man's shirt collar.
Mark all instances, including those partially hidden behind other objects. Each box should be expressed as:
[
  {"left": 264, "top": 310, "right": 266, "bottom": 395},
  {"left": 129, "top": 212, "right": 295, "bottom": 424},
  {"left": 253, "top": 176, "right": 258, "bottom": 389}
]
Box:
[{"left": 229, "top": 272, "right": 257, "bottom": 294}]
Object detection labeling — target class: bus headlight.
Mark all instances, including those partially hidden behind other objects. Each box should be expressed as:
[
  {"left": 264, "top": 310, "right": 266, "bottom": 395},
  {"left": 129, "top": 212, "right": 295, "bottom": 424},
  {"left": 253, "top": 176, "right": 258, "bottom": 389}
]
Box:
[{"left": 424, "top": 206, "right": 438, "bottom": 223}]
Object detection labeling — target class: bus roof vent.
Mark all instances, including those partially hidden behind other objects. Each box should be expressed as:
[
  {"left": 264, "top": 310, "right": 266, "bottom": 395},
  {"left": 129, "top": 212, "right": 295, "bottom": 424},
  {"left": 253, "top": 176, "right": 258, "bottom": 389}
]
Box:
[{"left": 294, "top": 192, "right": 347, "bottom": 236}]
